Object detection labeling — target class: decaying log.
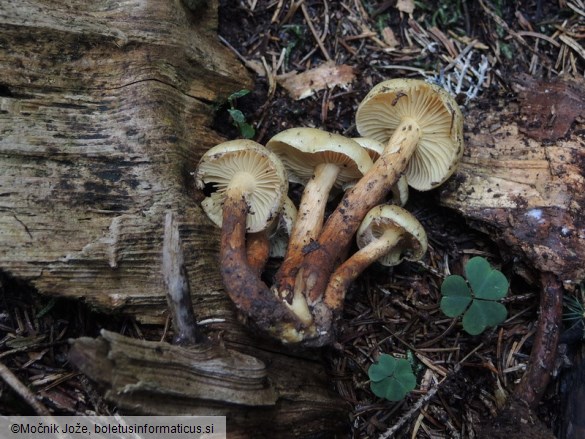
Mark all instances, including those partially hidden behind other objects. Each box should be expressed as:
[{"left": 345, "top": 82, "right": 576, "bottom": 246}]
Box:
[
  {"left": 440, "top": 76, "right": 585, "bottom": 286},
  {"left": 69, "top": 330, "right": 278, "bottom": 409},
  {"left": 0, "top": 1, "right": 347, "bottom": 434},
  {"left": 69, "top": 330, "right": 348, "bottom": 437},
  {"left": 0, "top": 0, "right": 245, "bottom": 321},
  {"left": 69, "top": 330, "right": 347, "bottom": 437}
]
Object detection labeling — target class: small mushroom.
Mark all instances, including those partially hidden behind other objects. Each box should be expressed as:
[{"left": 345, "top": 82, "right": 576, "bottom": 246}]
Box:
[
  {"left": 298, "top": 79, "right": 463, "bottom": 305},
  {"left": 324, "top": 204, "right": 427, "bottom": 312},
  {"left": 195, "top": 140, "right": 308, "bottom": 340},
  {"left": 266, "top": 128, "right": 373, "bottom": 295}
]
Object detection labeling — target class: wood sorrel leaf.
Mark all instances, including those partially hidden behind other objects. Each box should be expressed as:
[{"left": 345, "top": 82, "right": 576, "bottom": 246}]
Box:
[
  {"left": 462, "top": 300, "right": 508, "bottom": 335},
  {"left": 440, "top": 275, "right": 472, "bottom": 317},
  {"left": 465, "top": 256, "right": 509, "bottom": 300}
]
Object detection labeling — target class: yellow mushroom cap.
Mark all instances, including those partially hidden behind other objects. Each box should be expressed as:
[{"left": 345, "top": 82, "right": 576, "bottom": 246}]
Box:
[
  {"left": 356, "top": 79, "right": 464, "bottom": 191},
  {"left": 266, "top": 127, "right": 373, "bottom": 188},
  {"left": 356, "top": 204, "right": 427, "bottom": 266},
  {"left": 352, "top": 137, "right": 384, "bottom": 161},
  {"left": 194, "top": 139, "right": 288, "bottom": 233}
]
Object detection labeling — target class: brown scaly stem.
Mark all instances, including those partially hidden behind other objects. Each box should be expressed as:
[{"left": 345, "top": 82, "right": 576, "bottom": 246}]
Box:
[
  {"left": 324, "top": 233, "right": 401, "bottom": 312},
  {"left": 220, "top": 194, "right": 312, "bottom": 343},
  {"left": 298, "top": 120, "right": 421, "bottom": 305},
  {"left": 274, "top": 163, "right": 340, "bottom": 299},
  {"left": 246, "top": 231, "right": 270, "bottom": 277}
]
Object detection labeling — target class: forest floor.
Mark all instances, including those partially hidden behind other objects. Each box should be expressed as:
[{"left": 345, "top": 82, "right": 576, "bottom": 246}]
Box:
[
  {"left": 1, "top": 1, "right": 584, "bottom": 438},
  {"left": 213, "top": 1, "right": 584, "bottom": 437}
]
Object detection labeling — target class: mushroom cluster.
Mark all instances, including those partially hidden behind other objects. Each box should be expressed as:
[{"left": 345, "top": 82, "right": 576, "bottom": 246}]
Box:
[{"left": 194, "top": 78, "right": 464, "bottom": 346}]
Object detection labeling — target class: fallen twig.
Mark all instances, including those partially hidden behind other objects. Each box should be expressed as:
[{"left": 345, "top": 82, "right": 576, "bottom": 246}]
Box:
[{"left": 0, "top": 360, "right": 51, "bottom": 416}]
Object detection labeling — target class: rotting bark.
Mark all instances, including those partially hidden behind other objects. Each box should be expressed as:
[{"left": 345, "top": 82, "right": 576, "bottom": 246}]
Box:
[
  {"left": 0, "top": 1, "right": 347, "bottom": 434},
  {"left": 440, "top": 77, "right": 585, "bottom": 286}
]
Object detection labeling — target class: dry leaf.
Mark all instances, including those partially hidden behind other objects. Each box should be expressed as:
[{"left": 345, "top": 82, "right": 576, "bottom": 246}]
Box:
[
  {"left": 396, "top": 0, "right": 415, "bottom": 14},
  {"left": 381, "top": 26, "right": 399, "bottom": 48},
  {"left": 276, "top": 61, "right": 356, "bottom": 100}
]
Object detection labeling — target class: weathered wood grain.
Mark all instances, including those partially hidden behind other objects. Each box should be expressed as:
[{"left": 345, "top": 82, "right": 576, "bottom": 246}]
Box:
[
  {"left": 70, "top": 329, "right": 347, "bottom": 437},
  {"left": 0, "top": 1, "right": 348, "bottom": 434},
  {"left": 0, "top": 0, "right": 246, "bottom": 321}
]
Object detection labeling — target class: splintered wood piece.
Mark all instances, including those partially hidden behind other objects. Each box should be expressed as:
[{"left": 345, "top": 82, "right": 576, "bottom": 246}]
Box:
[
  {"left": 69, "top": 329, "right": 278, "bottom": 408},
  {"left": 69, "top": 330, "right": 348, "bottom": 435}
]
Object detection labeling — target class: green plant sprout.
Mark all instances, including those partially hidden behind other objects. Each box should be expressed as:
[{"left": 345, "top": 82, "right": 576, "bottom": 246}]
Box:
[
  {"left": 368, "top": 354, "right": 417, "bottom": 401},
  {"left": 563, "top": 280, "right": 585, "bottom": 328},
  {"left": 440, "top": 256, "right": 509, "bottom": 335},
  {"left": 226, "top": 89, "right": 255, "bottom": 139}
]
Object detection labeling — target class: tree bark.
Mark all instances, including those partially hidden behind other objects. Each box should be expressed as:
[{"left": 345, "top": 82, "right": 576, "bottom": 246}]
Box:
[
  {"left": 440, "top": 76, "right": 585, "bottom": 286},
  {"left": 0, "top": 1, "right": 347, "bottom": 435}
]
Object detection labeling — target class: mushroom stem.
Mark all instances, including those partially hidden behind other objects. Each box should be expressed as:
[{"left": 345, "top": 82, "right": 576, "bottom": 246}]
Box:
[
  {"left": 246, "top": 231, "right": 270, "bottom": 277},
  {"left": 300, "top": 117, "right": 421, "bottom": 304},
  {"left": 275, "top": 162, "right": 340, "bottom": 295},
  {"left": 220, "top": 193, "right": 312, "bottom": 343},
  {"left": 324, "top": 229, "right": 402, "bottom": 312}
]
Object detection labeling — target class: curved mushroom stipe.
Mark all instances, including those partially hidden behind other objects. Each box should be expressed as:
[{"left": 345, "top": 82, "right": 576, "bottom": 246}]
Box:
[
  {"left": 301, "top": 121, "right": 422, "bottom": 304},
  {"left": 324, "top": 234, "right": 401, "bottom": 312},
  {"left": 324, "top": 205, "right": 427, "bottom": 312},
  {"left": 220, "top": 194, "right": 319, "bottom": 344}
]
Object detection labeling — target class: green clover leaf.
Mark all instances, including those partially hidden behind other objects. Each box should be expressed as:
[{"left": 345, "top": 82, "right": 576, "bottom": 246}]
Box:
[
  {"left": 368, "top": 354, "right": 416, "bottom": 401},
  {"left": 465, "top": 256, "right": 509, "bottom": 301},
  {"left": 440, "top": 256, "right": 509, "bottom": 335},
  {"left": 227, "top": 88, "right": 251, "bottom": 103}
]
